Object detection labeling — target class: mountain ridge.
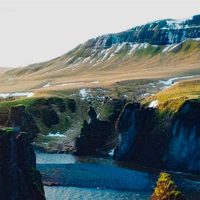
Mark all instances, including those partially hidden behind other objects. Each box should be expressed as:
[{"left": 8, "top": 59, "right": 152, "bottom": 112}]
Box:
[{"left": 1, "top": 14, "right": 200, "bottom": 92}]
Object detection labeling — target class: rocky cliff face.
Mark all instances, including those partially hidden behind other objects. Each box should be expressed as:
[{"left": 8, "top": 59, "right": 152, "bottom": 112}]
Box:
[
  {"left": 53, "top": 15, "right": 200, "bottom": 69},
  {"left": 114, "top": 100, "right": 200, "bottom": 173},
  {"left": 84, "top": 15, "right": 200, "bottom": 48},
  {"left": 75, "top": 107, "right": 114, "bottom": 155},
  {"left": 75, "top": 98, "right": 126, "bottom": 155},
  {"left": 61, "top": 14, "right": 200, "bottom": 65},
  {"left": 7, "top": 105, "right": 39, "bottom": 140},
  {"left": 114, "top": 102, "right": 170, "bottom": 169},
  {"left": 0, "top": 128, "right": 45, "bottom": 200},
  {"left": 165, "top": 100, "right": 200, "bottom": 172}
]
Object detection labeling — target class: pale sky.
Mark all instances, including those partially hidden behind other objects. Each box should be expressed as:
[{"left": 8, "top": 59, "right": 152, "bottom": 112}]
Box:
[{"left": 0, "top": 0, "right": 200, "bottom": 67}]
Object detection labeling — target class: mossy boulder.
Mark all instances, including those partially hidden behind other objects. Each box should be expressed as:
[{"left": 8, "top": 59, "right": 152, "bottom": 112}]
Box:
[{"left": 151, "top": 172, "right": 186, "bottom": 200}]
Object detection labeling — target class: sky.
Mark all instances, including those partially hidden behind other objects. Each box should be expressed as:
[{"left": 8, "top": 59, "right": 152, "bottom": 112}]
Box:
[{"left": 0, "top": 0, "right": 200, "bottom": 67}]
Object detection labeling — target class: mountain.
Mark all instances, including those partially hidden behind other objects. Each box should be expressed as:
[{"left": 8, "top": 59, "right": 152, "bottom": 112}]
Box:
[{"left": 1, "top": 14, "right": 200, "bottom": 92}]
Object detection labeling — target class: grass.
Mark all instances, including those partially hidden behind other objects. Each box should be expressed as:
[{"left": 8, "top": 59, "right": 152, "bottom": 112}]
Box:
[
  {"left": 111, "top": 78, "right": 157, "bottom": 99},
  {"left": 144, "top": 79, "right": 200, "bottom": 113},
  {"left": 0, "top": 97, "right": 37, "bottom": 107},
  {"left": 134, "top": 44, "right": 162, "bottom": 59}
]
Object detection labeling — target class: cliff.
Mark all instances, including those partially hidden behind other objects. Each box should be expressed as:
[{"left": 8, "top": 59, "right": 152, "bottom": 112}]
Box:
[
  {"left": 0, "top": 128, "right": 45, "bottom": 200},
  {"left": 75, "top": 106, "right": 116, "bottom": 155},
  {"left": 84, "top": 15, "right": 200, "bottom": 48},
  {"left": 0, "top": 97, "right": 82, "bottom": 152},
  {"left": 75, "top": 98, "right": 126, "bottom": 155},
  {"left": 114, "top": 100, "right": 200, "bottom": 173},
  {"left": 165, "top": 100, "right": 200, "bottom": 172}
]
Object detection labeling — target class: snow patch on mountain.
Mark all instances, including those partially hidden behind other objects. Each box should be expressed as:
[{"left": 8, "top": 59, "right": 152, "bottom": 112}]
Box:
[
  {"left": 128, "top": 44, "right": 140, "bottom": 55},
  {"left": 114, "top": 43, "right": 126, "bottom": 53}
]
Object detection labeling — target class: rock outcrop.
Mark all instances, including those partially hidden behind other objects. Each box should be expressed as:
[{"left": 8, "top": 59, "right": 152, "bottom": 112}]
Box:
[
  {"left": 114, "top": 100, "right": 200, "bottom": 173},
  {"left": 0, "top": 97, "right": 76, "bottom": 139},
  {"left": 165, "top": 100, "right": 200, "bottom": 172},
  {"left": 151, "top": 173, "right": 186, "bottom": 200},
  {"left": 75, "top": 98, "right": 126, "bottom": 155},
  {"left": 7, "top": 105, "right": 39, "bottom": 140},
  {"left": 0, "top": 128, "right": 45, "bottom": 200},
  {"left": 114, "top": 102, "right": 170, "bottom": 168},
  {"left": 75, "top": 107, "right": 114, "bottom": 155},
  {"left": 84, "top": 15, "right": 200, "bottom": 48}
]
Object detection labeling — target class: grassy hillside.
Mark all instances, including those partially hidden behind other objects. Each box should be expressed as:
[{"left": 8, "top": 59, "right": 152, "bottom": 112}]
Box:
[
  {"left": 0, "top": 39, "right": 200, "bottom": 93},
  {"left": 144, "top": 79, "right": 200, "bottom": 113}
]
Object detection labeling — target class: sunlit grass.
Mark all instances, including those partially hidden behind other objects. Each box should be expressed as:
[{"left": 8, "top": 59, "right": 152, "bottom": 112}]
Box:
[{"left": 145, "top": 79, "right": 200, "bottom": 113}]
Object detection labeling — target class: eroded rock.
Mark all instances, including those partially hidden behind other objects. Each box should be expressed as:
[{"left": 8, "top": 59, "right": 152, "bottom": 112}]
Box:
[{"left": 75, "top": 107, "right": 113, "bottom": 155}]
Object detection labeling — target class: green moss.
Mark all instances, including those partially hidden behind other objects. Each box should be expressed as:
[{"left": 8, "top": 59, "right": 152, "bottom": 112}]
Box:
[
  {"left": 99, "top": 104, "right": 114, "bottom": 120},
  {"left": 143, "top": 79, "right": 200, "bottom": 114},
  {"left": 0, "top": 127, "right": 14, "bottom": 135},
  {"left": 134, "top": 45, "right": 162, "bottom": 59},
  {"left": 111, "top": 78, "right": 156, "bottom": 99}
]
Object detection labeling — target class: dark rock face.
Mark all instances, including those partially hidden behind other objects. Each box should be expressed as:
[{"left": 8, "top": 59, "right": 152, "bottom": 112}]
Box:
[
  {"left": 114, "top": 100, "right": 200, "bottom": 173},
  {"left": 75, "top": 107, "right": 114, "bottom": 155},
  {"left": 84, "top": 15, "right": 200, "bottom": 49},
  {"left": 41, "top": 107, "right": 59, "bottom": 128},
  {"left": 114, "top": 103, "right": 170, "bottom": 168},
  {"left": 7, "top": 105, "right": 39, "bottom": 140},
  {"left": 75, "top": 98, "right": 126, "bottom": 155},
  {"left": 67, "top": 99, "right": 76, "bottom": 113},
  {"left": 165, "top": 100, "right": 200, "bottom": 172},
  {"left": 46, "top": 97, "right": 66, "bottom": 113},
  {"left": 0, "top": 128, "right": 45, "bottom": 200}
]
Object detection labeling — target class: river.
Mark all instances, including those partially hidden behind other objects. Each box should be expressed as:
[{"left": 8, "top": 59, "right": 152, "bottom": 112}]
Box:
[{"left": 36, "top": 152, "right": 200, "bottom": 200}]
